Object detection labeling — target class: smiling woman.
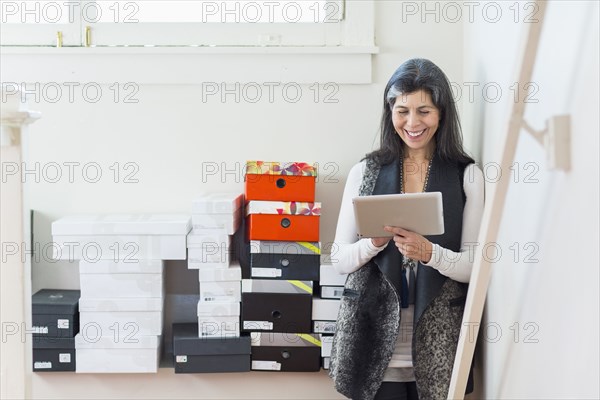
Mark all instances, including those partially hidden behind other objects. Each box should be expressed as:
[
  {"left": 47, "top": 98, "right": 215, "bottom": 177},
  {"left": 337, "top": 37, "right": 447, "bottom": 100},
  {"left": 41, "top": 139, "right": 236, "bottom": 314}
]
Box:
[{"left": 329, "top": 58, "right": 485, "bottom": 400}]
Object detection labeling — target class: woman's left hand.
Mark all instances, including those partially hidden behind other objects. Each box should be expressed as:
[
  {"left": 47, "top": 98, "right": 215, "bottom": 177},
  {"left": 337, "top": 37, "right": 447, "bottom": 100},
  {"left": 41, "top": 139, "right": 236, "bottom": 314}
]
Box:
[{"left": 384, "top": 226, "right": 433, "bottom": 263}]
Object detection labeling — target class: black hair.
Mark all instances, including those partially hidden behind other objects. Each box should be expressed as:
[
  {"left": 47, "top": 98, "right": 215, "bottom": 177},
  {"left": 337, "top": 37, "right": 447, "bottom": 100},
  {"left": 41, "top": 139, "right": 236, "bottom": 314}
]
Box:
[{"left": 366, "top": 58, "right": 474, "bottom": 166}]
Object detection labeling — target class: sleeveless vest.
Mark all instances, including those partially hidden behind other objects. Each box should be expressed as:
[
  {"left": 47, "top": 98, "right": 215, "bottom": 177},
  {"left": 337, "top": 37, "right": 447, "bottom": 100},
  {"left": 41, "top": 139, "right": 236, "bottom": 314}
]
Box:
[{"left": 329, "top": 153, "right": 473, "bottom": 400}]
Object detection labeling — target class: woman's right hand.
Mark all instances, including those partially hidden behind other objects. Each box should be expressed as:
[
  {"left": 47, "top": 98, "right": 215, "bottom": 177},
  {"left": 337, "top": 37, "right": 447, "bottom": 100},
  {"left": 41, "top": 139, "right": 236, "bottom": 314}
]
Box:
[{"left": 371, "top": 237, "right": 390, "bottom": 247}]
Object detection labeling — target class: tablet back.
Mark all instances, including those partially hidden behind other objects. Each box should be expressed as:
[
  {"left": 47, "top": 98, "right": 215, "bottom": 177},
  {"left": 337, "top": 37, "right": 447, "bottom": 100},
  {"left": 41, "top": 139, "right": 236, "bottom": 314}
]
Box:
[{"left": 352, "top": 192, "right": 444, "bottom": 238}]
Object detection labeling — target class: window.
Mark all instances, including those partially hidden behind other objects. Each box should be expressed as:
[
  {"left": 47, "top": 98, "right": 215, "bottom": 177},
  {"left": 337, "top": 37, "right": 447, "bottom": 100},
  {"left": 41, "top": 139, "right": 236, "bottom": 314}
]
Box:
[{"left": 1, "top": 0, "right": 374, "bottom": 48}]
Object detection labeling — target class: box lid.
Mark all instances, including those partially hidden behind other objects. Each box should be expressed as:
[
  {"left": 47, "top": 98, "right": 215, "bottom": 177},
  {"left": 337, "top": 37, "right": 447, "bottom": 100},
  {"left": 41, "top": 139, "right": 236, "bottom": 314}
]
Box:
[
  {"left": 246, "top": 201, "right": 321, "bottom": 216},
  {"left": 32, "top": 336, "right": 75, "bottom": 349},
  {"left": 52, "top": 214, "right": 192, "bottom": 236},
  {"left": 75, "top": 333, "right": 160, "bottom": 349},
  {"left": 32, "top": 289, "right": 80, "bottom": 314},
  {"left": 79, "top": 297, "right": 163, "bottom": 312},
  {"left": 245, "top": 161, "right": 317, "bottom": 177},
  {"left": 191, "top": 193, "right": 243, "bottom": 214},
  {"left": 250, "top": 332, "right": 321, "bottom": 347},
  {"left": 249, "top": 241, "right": 320, "bottom": 255},
  {"left": 241, "top": 279, "right": 312, "bottom": 295},
  {"left": 79, "top": 259, "right": 164, "bottom": 274},
  {"left": 172, "top": 323, "right": 251, "bottom": 355}
]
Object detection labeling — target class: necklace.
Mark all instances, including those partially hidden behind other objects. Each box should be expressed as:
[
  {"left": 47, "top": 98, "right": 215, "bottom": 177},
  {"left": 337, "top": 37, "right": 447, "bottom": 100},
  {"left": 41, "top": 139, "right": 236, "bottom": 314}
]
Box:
[
  {"left": 399, "top": 157, "right": 433, "bottom": 194},
  {"left": 399, "top": 157, "right": 433, "bottom": 271}
]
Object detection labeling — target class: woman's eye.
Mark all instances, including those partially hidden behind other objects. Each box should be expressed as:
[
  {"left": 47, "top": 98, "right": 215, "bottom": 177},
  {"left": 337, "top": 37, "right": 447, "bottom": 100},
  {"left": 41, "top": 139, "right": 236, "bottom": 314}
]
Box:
[
  {"left": 397, "top": 111, "right": 408, "bottom": 115},
  {"left": 420, "top": 111, "right": 430, "bottom": 115}
]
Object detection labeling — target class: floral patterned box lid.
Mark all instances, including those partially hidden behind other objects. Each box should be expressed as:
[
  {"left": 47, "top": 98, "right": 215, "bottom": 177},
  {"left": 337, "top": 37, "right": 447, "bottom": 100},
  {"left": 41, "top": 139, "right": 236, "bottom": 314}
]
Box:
[
  {"left": 246, "top": 201, "right": 321, "bottom": 216},
  {"left": 245, "top": 161, "right": 317, "bottom": 177}
]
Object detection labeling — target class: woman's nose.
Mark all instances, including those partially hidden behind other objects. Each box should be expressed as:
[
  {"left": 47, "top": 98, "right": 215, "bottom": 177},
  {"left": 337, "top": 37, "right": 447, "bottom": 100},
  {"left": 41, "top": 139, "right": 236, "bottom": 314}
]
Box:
[{"left": 406, "top": 112, "right": 419, "bottom": 127}]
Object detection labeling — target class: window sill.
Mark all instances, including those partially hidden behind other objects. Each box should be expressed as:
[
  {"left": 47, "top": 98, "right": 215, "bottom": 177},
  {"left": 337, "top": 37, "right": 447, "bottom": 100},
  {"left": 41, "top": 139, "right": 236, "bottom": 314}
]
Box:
[
  {"left": 0, "top": 46, "right": 378, "bottom": 84},
  {"left": 1, "top": 45, "right": 378, "bottom": 55}
]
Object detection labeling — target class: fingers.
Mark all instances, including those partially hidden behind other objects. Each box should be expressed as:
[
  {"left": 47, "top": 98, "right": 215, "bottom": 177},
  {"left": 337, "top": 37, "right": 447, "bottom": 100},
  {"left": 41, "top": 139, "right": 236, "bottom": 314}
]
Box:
[
  {"left": 394, "top": 238, "right": 428, "bottom": 260},
  {"left": 384, "top": 226, "right": 410, "bottom": 236},
  {"left": 383, "top": 226, "right": 431, "bottom": 261}
]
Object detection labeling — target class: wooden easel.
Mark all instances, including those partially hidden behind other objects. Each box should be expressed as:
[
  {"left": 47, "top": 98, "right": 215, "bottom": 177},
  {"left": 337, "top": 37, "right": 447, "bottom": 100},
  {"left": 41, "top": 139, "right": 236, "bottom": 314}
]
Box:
[{"left": 447, "top": 1, "right": 549, "bottom": 398}]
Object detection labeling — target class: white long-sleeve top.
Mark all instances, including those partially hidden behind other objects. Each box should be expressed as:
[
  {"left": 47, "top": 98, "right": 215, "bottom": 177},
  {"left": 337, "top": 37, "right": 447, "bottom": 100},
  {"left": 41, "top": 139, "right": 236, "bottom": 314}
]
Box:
[{"left": 332, "top": 161, "right": 485, "bottom": 283}]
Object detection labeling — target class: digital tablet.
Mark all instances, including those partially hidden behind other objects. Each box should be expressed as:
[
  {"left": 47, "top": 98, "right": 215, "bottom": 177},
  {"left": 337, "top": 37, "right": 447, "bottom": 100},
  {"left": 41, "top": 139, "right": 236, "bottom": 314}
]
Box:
[{"left": 352, "top": 192, "right": 444, "bottom": 238}]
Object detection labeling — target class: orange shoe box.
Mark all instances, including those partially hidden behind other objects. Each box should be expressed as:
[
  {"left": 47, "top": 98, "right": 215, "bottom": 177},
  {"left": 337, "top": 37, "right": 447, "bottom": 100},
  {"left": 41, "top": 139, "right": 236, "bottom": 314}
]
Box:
[
  {"left": 246, "top": 201, "right": 320, "bottom": 242},
  {"left": 245, "top": 161, "right": 316, "bottom": 202}
]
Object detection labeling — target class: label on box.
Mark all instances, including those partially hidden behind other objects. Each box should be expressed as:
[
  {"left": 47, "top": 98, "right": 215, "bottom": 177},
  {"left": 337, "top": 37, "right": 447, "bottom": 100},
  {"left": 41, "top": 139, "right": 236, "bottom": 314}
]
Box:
[
  {"left": 252, "top": 268, "right": 282, "bottom": 278},
  {"left": 321, "top": 286, "right": 344, "bottom": 299},
  {"left": 34, "top": 362, "right": 52, "bottom": 369},
  {"left": 176, "top": 355, "right": 188, "bottom": 363},
  {"left": 243, "top": 320, "right": 273, "bottom": 330},
  {"left": 59, "top": 353, "right": 71, "bottom": 363},
  {"left": 313, "top": 321, "right": 337, "bottom": 333},
  {"left": 32, "top": 326, "right": 48, "bottom": 334},
  {"left": 202, "top": 295, "right": 237, "bottom": 302},
  {"left": 252, "top": 360, "right": 282, "bottom": 371},
  {"left": 57, "top": 319, "right": 69, "bottom": 329}
]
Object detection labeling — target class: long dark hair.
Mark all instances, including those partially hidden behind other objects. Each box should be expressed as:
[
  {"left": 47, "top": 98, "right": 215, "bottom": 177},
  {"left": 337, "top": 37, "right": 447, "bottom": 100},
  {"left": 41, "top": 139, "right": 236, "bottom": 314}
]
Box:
[{"left": 366, "top": 58, "right": 474, "bottom": 166}]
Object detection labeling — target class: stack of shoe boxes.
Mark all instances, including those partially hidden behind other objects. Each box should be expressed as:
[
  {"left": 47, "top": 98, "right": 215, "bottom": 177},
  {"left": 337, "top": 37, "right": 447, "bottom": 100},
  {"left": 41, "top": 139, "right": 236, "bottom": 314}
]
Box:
[
  {"left": 51, "top": 214, "right": 191, "bottom": 373},
  {"left": 173, "top": 193, "right": 251, "bottom": 373},
  {"left": 31, "top": 289, "right": 80, "bottom": 372},
  {"left": 314, "top": 263, "right": 347, "bottom": 369},
  {"left": 242, "top": 161, "right": 322, "bottom": 372}
]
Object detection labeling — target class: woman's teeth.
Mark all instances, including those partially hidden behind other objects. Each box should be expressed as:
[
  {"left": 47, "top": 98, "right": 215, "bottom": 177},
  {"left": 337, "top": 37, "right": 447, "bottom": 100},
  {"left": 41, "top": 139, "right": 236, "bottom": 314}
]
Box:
[{"left": 406, "top": 129, "right": 425, "bottom": 137}]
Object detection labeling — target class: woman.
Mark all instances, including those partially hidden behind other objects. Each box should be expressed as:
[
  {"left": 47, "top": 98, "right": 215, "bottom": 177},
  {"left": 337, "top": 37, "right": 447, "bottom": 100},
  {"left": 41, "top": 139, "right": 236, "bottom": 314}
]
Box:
[{"left": 329, "top": 58, "right": 485, "bottom": 400}]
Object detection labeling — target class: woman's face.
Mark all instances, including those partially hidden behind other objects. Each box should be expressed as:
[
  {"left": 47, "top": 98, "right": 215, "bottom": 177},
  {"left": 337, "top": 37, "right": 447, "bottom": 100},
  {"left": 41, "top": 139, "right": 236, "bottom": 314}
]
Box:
[{"left": 391, "top": 89, "right": 440, "bottom": 155}]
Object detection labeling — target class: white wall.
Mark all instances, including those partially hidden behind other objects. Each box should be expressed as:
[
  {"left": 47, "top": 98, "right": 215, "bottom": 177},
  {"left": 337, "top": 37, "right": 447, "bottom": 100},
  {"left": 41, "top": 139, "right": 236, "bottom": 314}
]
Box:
[
  {"left": 464, "top": 1, "right": 599, "bottom": 398},
  {"left": 1, "top": 1, "right": 470, "bottom": 398}
]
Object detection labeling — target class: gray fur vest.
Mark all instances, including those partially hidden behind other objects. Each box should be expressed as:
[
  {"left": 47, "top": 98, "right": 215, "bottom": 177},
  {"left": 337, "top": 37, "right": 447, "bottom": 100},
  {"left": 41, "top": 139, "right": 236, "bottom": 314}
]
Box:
[{"left": 329, "top": 153, "right": 473, "bottom": 400}]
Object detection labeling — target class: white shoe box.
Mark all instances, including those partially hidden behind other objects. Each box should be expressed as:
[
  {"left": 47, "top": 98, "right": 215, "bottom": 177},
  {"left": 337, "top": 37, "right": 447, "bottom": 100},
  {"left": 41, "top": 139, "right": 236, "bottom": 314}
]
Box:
[
  {"left": 79, "top": 260, "right": 164, "bottom": 298},
  {"left": 75, "top": 334, "right": 161, "bottom": 373},
  {"left": 198, "top": 316, "right": 240, "bottom": 337},
  {"left": 51, "top": 214, "right": 191, "bottom": 260},
  {"left": 190, "top": 193, "right": 243, "bottom": 235},
  {"left": 320, "top": 264, "right": 348, "bottom": 286},
  {"left": 187, "top": 229, "right": 232, "bottom": 264},
  {"left": 312, "top": 298, "right": 341, "bottom": 321},
  {"left": 79, "top": 297, "right": 163, "bottom": 336},
  {"left": 53, "top": 235, "right": 187, "bottom": 260},
  {"left": 197, "top": 301, "right": 240, "bottom": 317},
  {"left": 191, "top": 213, "right": 241, "bottom": 235},
  {"left": 320, "top": 334, "right": 333, "bottom": 357},
  {"left": 188, "top": 246, "right": 231, "bottom": 264},
  {"left": 191, "top": 193, "right": 243, "bottom": 214},
  {"left": 199, "top": 281, "right": 241, "bottom": 302},
  {"left": 79, "top": 259, "right": 164, "bottom": 274},
  {"left": 52, "top": 214, "right": 191, "bottom": 235},
  {"left": 198, "top": 265, "right": 241, "bottom": 282}
]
